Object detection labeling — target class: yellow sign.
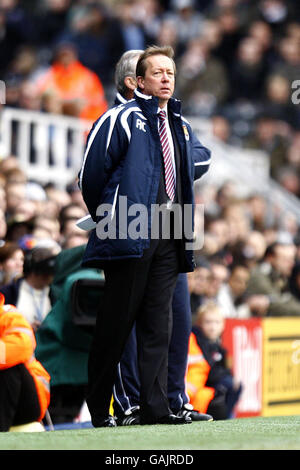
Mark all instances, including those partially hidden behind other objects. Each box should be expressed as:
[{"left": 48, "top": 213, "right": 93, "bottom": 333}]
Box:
[{"left": 262, "top": 318, "right": 300, "bottom": 416}]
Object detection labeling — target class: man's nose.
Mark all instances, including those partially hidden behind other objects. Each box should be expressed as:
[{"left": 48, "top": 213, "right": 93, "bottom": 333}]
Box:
[{"left": 161, "top": 71, "right": 170, "bottom": 81}]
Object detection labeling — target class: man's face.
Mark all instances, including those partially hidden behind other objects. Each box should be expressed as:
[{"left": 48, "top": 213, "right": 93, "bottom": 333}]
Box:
[
  {"left": 229, "top": 266, "right": 250, "bottom": 297},
  {"left": 271, "top": 244, "right": 296, "bottom": 277},
  {"left": 137, "top": 54, "right": 175, "bottom": 107}
]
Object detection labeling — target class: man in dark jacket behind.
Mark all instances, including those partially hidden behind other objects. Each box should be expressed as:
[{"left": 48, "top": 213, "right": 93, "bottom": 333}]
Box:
[
  {"left": 79, "top": 45, "right": 211, "bottom": 427},
  {"left": 246, "top": 241, "right": 300, "bottom": 316}
]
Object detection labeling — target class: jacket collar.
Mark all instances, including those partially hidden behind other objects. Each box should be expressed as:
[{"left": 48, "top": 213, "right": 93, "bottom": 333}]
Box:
[
  {"left": 114, "top": 92, "right": 128, "bottom": 106},
  {"left": 134, "top": 88, "right": 182, "bottom": 118}
]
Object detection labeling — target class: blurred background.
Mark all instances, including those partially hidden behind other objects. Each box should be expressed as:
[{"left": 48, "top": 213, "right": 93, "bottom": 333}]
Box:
[{"left": 0, "top": 0, "right": 300, "bottom": 424}]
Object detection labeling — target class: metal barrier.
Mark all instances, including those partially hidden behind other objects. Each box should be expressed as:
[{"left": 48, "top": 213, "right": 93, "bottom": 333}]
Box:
[
  {"left": 0, "top": 107, "right": 91, "bottom": 188},
  {"left": 0, "top": 107, "right": 299, "bottom": 222},
  {"left": 190, "top": 117, "right": 300, "bottom": 224}
]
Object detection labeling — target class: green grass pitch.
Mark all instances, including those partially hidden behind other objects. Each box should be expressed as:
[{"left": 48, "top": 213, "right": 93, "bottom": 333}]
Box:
[{"left": 1, "top": 415, "right": 300, "bottom": 451}]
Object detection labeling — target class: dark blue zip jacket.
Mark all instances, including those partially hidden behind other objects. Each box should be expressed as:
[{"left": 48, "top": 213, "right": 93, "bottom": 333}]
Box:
[{"left": 78, "top": 89, "right": 211, "bottom": 272}]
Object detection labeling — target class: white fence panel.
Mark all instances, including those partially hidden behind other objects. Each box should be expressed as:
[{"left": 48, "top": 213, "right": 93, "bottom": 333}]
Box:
[
  {"left": 1, "top": 107, "right": 300, "bottom": 222},
  {"left": 0, "top": 107, "right": 90, "bottom": 188}
]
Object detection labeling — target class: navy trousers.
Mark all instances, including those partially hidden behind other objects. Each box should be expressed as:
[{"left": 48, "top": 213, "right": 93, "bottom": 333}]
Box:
[{"left": 113, "top": 272, "right": 192, "bottom": 417}]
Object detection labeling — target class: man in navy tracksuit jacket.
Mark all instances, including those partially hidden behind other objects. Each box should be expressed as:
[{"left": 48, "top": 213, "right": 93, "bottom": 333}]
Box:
[{"left": 79, "top": 46, "right": 211, "bottom": 427}]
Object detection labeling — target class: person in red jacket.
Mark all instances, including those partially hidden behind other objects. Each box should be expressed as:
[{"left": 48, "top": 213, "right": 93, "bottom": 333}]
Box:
[{"left": 0, "top": 293, "right": 50, "bottom": 431}]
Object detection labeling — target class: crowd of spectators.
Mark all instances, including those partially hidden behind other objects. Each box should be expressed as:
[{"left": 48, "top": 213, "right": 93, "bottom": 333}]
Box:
[
  {"left": 0, "top": 0, "right": 299, "bottom": 192},
  {"left": 188, "top": 178, "right": 300, "bottom": 319},
  {"left": 0, "top": 0, "right": 299, "bottom": 322}
]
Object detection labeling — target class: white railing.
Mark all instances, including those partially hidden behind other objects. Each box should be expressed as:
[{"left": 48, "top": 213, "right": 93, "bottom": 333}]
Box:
[
  {"left": 0, "top": 106, "right": 299, "bottom": 221},
  {"left": 189, "top": 117, "right": 300, "bottom": 223},
  {"left": 189, "top": 117, "right": 270, "bottom": 193},
  {"left": 0, "top": 107, "right": 91, "bottom": 188}
]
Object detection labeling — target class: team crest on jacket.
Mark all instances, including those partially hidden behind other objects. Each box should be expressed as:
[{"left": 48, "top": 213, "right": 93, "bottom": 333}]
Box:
[{"left": 182, "top": 124, "right": 189, "bottom": 141}]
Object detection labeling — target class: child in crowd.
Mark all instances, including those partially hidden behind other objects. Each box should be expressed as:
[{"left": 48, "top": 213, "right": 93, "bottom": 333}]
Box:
[{"left": 186, "top": 302, "right": 242, "bottom": 420}]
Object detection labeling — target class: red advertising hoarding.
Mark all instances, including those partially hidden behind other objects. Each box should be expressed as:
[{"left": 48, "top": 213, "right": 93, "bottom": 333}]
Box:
[{"left": 222, "top": 318, "right": 263, "bottom": 418}]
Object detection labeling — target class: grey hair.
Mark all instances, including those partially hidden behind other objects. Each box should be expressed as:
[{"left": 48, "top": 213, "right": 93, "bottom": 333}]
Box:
[{"left": 114, "top": 49, "right": 144, "bottom": 96}]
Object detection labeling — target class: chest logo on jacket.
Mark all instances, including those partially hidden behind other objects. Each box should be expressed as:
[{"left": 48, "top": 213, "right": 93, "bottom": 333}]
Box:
[{"left": 136, "top": 119, "right": 146, "bottom": 132}]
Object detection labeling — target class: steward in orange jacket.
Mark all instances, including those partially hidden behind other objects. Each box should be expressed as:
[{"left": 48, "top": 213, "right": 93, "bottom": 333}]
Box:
[
  {"left": 0, "top": 293, "right": 50, "bottom": 431},
  {"left": 185, "top": 332, "right": 215, "bottom": 414},
  {"left": 36, "top": 41, "right": 108, "bottom": 122}
]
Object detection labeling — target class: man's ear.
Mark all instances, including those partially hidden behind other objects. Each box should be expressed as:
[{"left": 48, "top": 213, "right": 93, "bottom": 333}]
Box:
[
  {"left": 124, "top": 76, "right": 137, "bottom": 91},
  {"left": 136, "top": 76, "right": 144, "bottom": 90}
]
